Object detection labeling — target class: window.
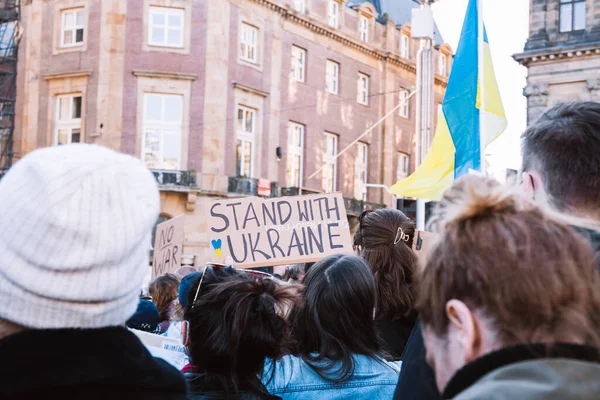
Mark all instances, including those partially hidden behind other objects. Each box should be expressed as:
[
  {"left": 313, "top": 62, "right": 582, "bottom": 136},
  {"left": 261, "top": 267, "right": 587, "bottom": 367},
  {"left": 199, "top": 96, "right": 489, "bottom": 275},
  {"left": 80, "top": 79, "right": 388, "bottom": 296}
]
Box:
[
  {"left": 0, "top": 22, "right": 16, "bottom": 57},
  {"left": 148, "top": 6, "right": 184, "bottom": 48},
  {"left": 287, "top": 122, "right": 304, "bottom": 187},
  {"left": 359, "top": 15, "right": 369, "bottom": 42},
  {"left": 290, "top": 46, "right": 306, "bottom": 82},
  {"left": 325, "top": 60, "right": 339, "bottom": 94},
  {"left": 328, "top": 1, "right": 339, "bottom": 28},
  {"left": 354, "top": 142, "right": 368, "bottom": 199},
  {"left": 396, "top": 153, "right": 409, "bottom": 181},
  {"left": 400, "top": 33, "right": 410, "bottom": 59},
  {"left": 236, "top": 106, "right": 256, "bottom": 177},
  {"left": 357, "top": 73, "right": 369, "bottom": 105},
  {"left": 55, "top": 94, "right": 82, "bottom": 145},
  {"left": 323, "top": 132, "right": 338, "bottom": 192},
  {"left": 399, "top": 89, "right": 410, "bottom": 118},
  {"left": 240, "top": 23, "right": 258, "bottom": 63},
  {"left": 439, "top": 54, "right": 447, "bottom": 76},
  {"left": 292, "top": 0, "right": 306, "bottom": 13},
  {"left": 142, "top": 94, "right": 183, "bottom": 170},
  {"left": 560, "top": 0, "right": 586, "bottom": 32},
  {"left": 61, "top": 8, "right": 84, "bottom": 47}
]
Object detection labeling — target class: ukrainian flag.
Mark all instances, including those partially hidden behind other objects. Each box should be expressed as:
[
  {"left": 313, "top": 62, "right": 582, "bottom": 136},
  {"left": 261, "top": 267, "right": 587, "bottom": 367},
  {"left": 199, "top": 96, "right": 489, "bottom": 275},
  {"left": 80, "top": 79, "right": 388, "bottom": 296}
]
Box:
[{"left": 392, "top": 0, "right": 506, "bottom": 200}]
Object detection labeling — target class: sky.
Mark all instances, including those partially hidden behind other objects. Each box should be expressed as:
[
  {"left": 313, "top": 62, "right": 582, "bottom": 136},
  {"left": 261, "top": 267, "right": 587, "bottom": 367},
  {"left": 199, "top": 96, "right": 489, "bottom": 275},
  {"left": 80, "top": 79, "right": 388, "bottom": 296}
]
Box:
[{"left": 431, "top": 0, "right": 529, "bottom": 177}]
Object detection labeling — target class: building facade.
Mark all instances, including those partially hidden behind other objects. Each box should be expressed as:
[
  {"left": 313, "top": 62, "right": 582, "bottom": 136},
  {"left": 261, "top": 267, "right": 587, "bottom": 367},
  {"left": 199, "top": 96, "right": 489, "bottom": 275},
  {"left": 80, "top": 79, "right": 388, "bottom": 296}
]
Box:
[
  {"left": 514, "top": 0, "right": 600, "bottom": 123},
  {"left": 15, "top": 0, "right": 451, "bottom": 265}
]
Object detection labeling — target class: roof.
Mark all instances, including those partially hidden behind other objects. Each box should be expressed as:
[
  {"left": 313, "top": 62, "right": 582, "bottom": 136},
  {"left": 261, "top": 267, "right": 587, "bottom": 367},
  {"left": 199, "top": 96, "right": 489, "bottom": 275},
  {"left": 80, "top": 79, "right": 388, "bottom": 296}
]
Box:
[{"left": 348, "top": 0, "right": 445, "bottom": 45}]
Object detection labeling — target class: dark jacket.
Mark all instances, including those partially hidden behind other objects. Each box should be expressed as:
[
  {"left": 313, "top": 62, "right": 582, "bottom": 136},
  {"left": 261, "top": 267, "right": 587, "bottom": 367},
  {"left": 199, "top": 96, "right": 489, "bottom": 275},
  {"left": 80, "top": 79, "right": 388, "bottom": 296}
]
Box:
[
  {"left": 186, "top": 372, "right": 280, "bottom": 400},
  {"left": 394, "top": 227, "right": 600, "bottom": 400},
  {"left": 444, "top": 343, "right": 600, "bottom": 399},
  {"left": 0, "top": 326, "right": 188, "bottom": 400},
  {"left": 376, "top": 312, "right": 417, "bottom": 361}
]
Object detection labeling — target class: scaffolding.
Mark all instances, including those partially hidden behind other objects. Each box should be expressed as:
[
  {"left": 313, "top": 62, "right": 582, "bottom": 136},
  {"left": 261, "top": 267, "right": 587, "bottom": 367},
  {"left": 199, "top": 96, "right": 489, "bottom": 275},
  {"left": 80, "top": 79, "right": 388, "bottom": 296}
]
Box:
[{"left": 0, "top": 0, "right": 19, "bottom": 179}]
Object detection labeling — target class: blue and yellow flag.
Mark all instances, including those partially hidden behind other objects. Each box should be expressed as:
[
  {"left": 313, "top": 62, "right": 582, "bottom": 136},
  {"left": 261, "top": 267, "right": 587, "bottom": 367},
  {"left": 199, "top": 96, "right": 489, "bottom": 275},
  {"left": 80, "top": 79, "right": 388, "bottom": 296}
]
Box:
[{"left": 392, "top": 0, "right": 506, "bottom": 200}]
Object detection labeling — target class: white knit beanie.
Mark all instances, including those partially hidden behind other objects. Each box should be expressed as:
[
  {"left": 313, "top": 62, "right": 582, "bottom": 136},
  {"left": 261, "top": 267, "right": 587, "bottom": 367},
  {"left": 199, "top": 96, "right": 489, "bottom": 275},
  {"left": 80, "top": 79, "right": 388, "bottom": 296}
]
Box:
[{"left": 0, "top": 144, "right": 160, "bottom": 329}]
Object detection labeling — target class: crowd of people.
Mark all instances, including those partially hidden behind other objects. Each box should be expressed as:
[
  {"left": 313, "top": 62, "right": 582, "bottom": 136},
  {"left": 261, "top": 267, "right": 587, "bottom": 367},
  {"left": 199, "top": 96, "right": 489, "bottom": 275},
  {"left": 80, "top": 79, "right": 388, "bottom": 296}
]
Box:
[{"left": 0, "top": 101, "right": 599, "bottom": 399}]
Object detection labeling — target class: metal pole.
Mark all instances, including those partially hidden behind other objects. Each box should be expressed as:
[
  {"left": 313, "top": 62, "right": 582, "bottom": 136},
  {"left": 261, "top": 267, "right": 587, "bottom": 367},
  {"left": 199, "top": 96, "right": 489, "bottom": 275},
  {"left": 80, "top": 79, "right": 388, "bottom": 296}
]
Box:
[{"left": 415, "top": 1, "right": 435, "bottom": 231}]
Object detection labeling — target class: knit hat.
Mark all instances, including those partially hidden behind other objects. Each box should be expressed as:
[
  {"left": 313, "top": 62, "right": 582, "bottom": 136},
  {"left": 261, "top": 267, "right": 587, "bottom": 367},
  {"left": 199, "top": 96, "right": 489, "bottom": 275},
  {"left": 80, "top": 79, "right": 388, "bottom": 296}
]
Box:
[
  {"left": 178, "top": 272, "right": 202, "bottom": 309},
  {"left": 126, "top": 299, "right": 160, "bottom": 332},
  {"left": 0, "top": 144, "right": 160, "bottom": 329}
]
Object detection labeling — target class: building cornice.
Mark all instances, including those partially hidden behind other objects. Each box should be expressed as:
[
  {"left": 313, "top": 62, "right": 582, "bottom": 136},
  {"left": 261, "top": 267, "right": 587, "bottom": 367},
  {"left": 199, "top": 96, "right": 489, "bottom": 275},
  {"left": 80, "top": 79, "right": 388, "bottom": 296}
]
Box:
[
  {"left": 513, "top": 43, "right": 600, "bottom": 66},
  {"left": 43, "top": 70, "right": 92, "bottom": 80},
  {"left": 232, "top": 82, "right": 269, "bottom": 97},
  {"left": 132, "top": 70, "right": 198, "bottom": 81}
]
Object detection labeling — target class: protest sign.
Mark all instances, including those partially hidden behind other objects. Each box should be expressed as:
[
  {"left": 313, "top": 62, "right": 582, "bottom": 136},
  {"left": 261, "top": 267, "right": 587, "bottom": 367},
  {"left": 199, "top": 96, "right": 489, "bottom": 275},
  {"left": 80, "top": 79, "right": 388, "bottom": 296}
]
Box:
[
  {"left": 130, "top": 328, "right": 188, "bottom": 370},
  {"left": 412, "top": 230, "right": 438, "bottom": 259},
  {"left": 206, "top": 193, "right": 353, "bottom": 268},
  {"left": 152, "top": 215, "right": 185, "bottom": 278}
]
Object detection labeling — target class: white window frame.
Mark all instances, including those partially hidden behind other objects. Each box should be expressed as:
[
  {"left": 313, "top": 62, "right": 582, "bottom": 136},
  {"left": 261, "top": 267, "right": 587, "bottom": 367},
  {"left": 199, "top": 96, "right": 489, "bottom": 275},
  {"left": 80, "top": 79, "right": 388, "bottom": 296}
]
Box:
[
  {"left": 287, "top": 122, "right": 305, "bottom": 188},
  {"left": 400, "top": 33, "right": 410, "bottom": 59},
  {"left": 236, "top": 106, "right": 257, "bottom": 177},
  {"left": 240, "top": 23, "right": 259, "bottom": 64},
  {"left": 141, "top": 93, "right": 183, "bottom": 171},
  {"left": 148, "top": 6, "right": 185, "bottom": 48},
  {"left": 359, "top": 15, "right": 369, "bottom": 42},
  {"left": 399, "top": 89, "right": 410, "bottom": 118},
  {"left": 292, "top": 0, "right": 306, "bottom": 13},
  {"left": 396, "top": 152, "right": 410, "bottom": 181},
  {"left": 559, "top": 0, "right": 586, "bottom": 33},
  {"left": 323, "top": 132, "right": 338, "bottom": 192},
  {"left": 354, "top": 142, "right": 368, "bottom": 200},
  {"left": 60, "top": 8, "right": 85, "bottom": 48},
  {"left": 328, "top": 0, "right": 339, "bottom": 29},
  {"left": 291, "top": 45, "right": 306, "bottom": 83},
  {"left": 54, "top": 94, "right": 83, "bottom": 145},
  {"left": 439, "top": 53, "right": 447, "bottom": 76},
  {"left": 325, "top": 60, "right": 339, "bottom": 94},
  {"left": 357, "top": 73, "right": 369, "bottom": 106}
]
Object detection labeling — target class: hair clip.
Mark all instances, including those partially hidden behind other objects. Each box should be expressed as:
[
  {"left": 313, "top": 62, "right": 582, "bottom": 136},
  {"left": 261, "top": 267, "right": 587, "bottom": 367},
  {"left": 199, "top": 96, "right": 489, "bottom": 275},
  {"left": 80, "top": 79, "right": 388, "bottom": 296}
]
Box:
[{"left": 394, "top": 227, "right": 410, "bottom": 244}]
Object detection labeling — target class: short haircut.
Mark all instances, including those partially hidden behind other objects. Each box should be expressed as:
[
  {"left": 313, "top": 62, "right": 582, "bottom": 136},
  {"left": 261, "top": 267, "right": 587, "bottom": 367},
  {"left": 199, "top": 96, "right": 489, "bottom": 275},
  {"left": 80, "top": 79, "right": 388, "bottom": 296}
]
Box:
[{"left": 521, "top": 101, "right": 600, "bottom": 212}]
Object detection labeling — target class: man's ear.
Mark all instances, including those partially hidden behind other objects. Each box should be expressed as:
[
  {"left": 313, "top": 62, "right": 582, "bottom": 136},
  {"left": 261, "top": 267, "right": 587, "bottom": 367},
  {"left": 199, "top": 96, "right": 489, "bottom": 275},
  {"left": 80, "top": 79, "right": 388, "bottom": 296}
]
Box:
[
  {"left": 181, "top": 320, "right": 189, "bottom": 347},
  {"left": 446, "top": 299, "right": 481, "bottom": 363}
]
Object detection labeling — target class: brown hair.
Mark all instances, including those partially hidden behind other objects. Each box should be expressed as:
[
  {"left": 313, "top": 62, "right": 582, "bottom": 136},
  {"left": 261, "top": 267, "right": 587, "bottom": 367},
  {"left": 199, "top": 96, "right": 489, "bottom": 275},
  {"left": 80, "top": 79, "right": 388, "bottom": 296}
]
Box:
[
  {"left": 149, "top": 273, "right": 180, "bottom": 322},
  {"left": 418, "top": 175, "right": 600, "bottom": 348},
  {"left": 354, "top": 208, "right": 418, "bottom": 320}
]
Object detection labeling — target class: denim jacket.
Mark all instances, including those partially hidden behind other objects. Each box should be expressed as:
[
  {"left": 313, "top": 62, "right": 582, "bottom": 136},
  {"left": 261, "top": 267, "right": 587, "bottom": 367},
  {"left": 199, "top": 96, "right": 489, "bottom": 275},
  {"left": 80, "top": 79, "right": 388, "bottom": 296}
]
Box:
[{"left": 262, "top": 354, "right": 401, "bottom": 400}]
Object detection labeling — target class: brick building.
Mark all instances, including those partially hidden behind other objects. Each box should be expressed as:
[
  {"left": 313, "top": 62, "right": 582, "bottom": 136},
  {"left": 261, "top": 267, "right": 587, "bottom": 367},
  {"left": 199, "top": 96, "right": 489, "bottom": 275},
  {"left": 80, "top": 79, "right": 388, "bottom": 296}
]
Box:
[
  {"left": 514, "top": 0, "right": 600, "bottom": 123},
  {"left": 15, "top": 0, "right": 451, "bottom": 265}
]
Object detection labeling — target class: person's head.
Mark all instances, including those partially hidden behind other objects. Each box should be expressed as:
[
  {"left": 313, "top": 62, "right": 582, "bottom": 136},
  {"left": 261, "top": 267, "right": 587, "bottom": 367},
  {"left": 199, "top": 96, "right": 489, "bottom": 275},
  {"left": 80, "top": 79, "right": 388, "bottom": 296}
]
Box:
[
  {"left": 291, "top": 254, "right": 382, "bottom": 383},
  {"left": 183, "top": 268, "right": 299, "bottom": 390},
  {"left": 354, "top": 208, "right": 418, "bottom": 320},
  {"left": 521, "top": 102, "right": 600, "bottom": 218},
  {"left": 282, "top": 264, "right": 306, "bottom": 283},
  {"left": 419, "top": 175, "right": 600, "bottom": 392},
  {"left": 126, "top": 299, "right": 160, "bottom": 333},
  {"left": 149, "top": 273, "right": 180, "bottom": 322},
  {"left": 0, "top": 144, "right": 159, "bottom": 337}
]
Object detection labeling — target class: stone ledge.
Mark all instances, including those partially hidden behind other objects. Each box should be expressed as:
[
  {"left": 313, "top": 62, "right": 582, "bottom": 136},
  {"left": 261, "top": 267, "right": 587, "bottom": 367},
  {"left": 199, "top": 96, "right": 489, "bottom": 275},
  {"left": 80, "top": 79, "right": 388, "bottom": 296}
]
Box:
[
  {"left": 42, "top": 70, "right": 93, "bottom": 80},
  {"left": 132, "top": 70, "right": 198, "bottom": 81},
  {"left": 232, "top": 82, "right": 269, "bottom": 97}
]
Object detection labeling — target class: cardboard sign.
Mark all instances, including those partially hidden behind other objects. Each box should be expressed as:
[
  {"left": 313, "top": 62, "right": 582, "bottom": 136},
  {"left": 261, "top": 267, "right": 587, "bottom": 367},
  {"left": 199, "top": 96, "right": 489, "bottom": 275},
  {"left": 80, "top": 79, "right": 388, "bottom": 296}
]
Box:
[
  {"left": 206, "top": 193, "right": 353, "bottom": 268},
  {"left": 130, "top": 328, "right": 188, "bottom": 370},
  {"left": 412, "top": 230, "right": 438, "bottom": 259},
  {"left": 152, "top": 215, "right": 185, "bottom": 278}
]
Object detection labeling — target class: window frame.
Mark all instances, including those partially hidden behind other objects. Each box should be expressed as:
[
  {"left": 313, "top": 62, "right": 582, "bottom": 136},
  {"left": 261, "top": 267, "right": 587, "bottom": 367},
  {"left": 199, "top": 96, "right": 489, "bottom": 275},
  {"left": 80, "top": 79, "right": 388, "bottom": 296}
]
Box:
[
  {"left": 323, "top": 132, "right": 338, "bottom": 193},
  {"left": 290, "top": 45, "right": 307, "bottom": 83},
  {"left": 287, "top": 122, "right": 305, "bottom": 188},
  {"left": 399, "top": 88, "right": 410, "bottom": 118},
  {"left": 396, "top": 152, "right": 410, "bottom": 181},
  {"left": 235, "top": 105, "right": 257, "bottom": 178},
  {"left": 54, "top": 94, "right": 83, "bottom": 145},
  {"left": 559, "top": 0, "right": 586, "bottom": 33},
  {"left": 240, "top": 22, "right": 259, "bottom": 64},
  {"left": 328, "top": 0, "right": 339, "bottom": 29},
  {"left": 439, "top": 53, "right": 447, "bottom": 76},
  {"left": 357, "top": 72, "right": 370, "bottom": 106},
  {"left": 325, "top": 59, "right": 340, "bottom": 95},
  {"left": 400, "top": 33, "right": 410, "bottom": 59},
  {"left": 148, "top": 6, "right": 185, "bottom": 48},
  {"left": 60, "top": 8, "right": 85, "bottom": 48},
  {"left": 359, "top": 15, "right": 369, "bottom": 42},
  {"left": 292, "top": 0, "right": 306, "bottom": 13},
  {"left": 354, "top": 142, "right": 368, "bottom": 200},
  {"left": 141, "top": 93, "right": 184, "bottom": 171}
]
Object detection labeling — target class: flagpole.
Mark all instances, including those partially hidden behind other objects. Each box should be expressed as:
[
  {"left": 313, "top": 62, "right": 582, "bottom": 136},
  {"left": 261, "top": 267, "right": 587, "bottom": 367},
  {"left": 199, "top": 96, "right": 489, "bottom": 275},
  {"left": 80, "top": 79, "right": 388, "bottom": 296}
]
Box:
[{"left": 477, "top": 0, "right": 486, "bottom": 174}]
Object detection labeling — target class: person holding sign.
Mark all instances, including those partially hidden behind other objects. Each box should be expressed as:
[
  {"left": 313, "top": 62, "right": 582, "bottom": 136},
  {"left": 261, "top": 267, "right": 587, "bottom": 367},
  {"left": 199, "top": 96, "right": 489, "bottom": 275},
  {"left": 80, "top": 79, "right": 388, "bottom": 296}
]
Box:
[
  {"left": 264, "top": 254, "right": 400, "bottom": 399},
  {"left": 353, "top": 209, "right": 419, "bottom": 360}
]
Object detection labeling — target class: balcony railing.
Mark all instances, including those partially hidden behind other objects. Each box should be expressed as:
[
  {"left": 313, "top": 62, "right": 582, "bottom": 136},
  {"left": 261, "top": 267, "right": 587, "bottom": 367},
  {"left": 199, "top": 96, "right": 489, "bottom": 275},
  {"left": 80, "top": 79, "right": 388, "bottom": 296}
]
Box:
[
  {"left": 281, "top": 187, "right": 385, "bottom": 216},
  {"left": 228, "top": 176, "right": 279, "bottom": 197},
  {"left": 151, "top": 169, "right": 197, "bottom": 188},
  {"left": 280, "top": 187, "right": 321, "bottom": 197}
]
